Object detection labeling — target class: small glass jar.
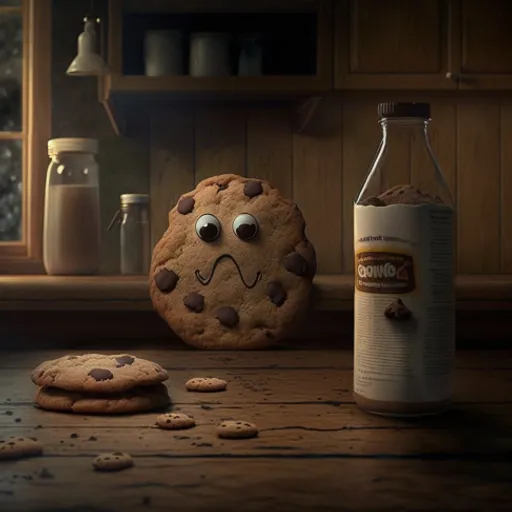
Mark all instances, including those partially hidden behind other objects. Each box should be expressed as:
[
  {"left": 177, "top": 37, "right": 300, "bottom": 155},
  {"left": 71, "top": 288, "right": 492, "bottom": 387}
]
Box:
[
  {"left": 43, "top": 138, "right": 100, "bottom": 275},
  {"left": 109, "top": 194, "right": 150, "bottom": 275},
  {"left": 189, "top": 32, "right": 231, "bottom": 76}
]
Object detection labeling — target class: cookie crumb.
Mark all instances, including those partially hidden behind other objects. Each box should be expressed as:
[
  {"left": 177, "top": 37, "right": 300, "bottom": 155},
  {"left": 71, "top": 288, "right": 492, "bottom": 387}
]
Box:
[
  {"left": 156, "top": 412, "right": 195, "bottom": 430},
  {"left": 88, "top": 436, "right": 98, "bottom": 441},
  {"left": 93, "top": 452, "right": 133, "bottom": 472},
  {"left": 216, "top": 420, "right": 259, "bottom": 439},
  {"left": 70, "top": 433, "right": 78, "bottom": 438},
  {"left": 186, "top": 377, "right": 227, "bottom": 392},
  {"left": 14, "top": 418, "right": 21, "bottom": 423},
  {"left": 5, "top": 410, "right": 12, "bottom": 416},
  {"left": 39, "top": 468, "right": 54, "bottom": 479}
]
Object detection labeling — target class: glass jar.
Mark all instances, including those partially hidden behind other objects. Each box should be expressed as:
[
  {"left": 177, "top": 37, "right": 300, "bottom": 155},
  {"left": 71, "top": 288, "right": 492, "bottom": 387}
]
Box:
[
  {"left": 109, "top": 194, "right": 150, "bottom": 275},
  {"left": 43, "top": 138, "right": 100, "bottom": 275},
  {"left": 353, "top": 102, "right": 455, "bottom": 417},
  {"left": 189, "top": 32, "right": 231, "bottom": 77}
]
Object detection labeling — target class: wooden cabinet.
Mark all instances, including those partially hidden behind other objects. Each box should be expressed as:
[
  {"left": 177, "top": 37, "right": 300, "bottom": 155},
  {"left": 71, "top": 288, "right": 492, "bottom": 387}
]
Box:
[
  {"left": 335, "top": 0, "right": 512, "bottom": 90},
  {"left": 449, "top": 0, "right": 512, "bottom": 89},
  {"left": 102, "top": 0, "right": 332, "bottom": 97},
  {"left": 335, "top": 0, "right": 455, "bottom": 90}
]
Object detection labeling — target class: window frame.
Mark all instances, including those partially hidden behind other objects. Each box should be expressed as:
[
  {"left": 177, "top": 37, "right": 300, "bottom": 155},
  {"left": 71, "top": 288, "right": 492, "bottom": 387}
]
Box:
[{"left": 0, "top": 0, "right": 51, "bottom": 274}]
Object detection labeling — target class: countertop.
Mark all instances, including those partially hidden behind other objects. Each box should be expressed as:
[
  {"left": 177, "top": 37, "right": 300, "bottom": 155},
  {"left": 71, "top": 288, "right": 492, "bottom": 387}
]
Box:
[
  {"left": 0, "top": 348, "right": 511, "bottom": 511},
  {"left": 1, "top": 274, "right": 512, "bottom": 311}
]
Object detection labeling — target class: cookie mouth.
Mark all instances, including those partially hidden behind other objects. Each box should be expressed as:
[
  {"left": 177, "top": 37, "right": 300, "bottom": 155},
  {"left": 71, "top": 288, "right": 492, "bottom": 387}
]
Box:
[{"left": 195, "top": 254, "right": 262, "bottom": 289}]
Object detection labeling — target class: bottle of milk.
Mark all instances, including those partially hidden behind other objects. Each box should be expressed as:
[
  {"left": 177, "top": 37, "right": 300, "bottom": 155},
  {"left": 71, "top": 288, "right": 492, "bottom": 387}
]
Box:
[
  {"left": 43, "top": 138, "right": 101, "bottom": 275},
  {"left": 353, "top": 103, "right": 456, "bottom": 417}
]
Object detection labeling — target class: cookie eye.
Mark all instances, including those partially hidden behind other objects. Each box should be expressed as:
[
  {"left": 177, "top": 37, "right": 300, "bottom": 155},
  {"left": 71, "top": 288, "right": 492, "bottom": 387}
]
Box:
[
  {"left": 195, "top": 214, "right": 221, "bottom": 242},
  {"left": 233, "top": 213, "right": 259, "bottom": 241}
]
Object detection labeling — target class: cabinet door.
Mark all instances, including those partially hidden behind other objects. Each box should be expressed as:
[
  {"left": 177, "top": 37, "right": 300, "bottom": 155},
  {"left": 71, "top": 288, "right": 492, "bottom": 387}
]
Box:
[
  {"left": 450, "top": 0, "right": 512, "bottom": 89},
  {"left": 335, "top": 0, "right": 455, "bottom": 90}
]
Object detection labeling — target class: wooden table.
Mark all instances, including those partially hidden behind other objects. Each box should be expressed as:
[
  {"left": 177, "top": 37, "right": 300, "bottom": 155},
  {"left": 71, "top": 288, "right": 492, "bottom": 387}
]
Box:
[{"left": 0, "top": 349, "right": 511, "bottom": 511}]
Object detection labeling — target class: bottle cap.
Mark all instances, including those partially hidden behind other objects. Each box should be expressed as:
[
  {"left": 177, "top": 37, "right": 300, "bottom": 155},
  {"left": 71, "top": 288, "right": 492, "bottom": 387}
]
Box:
[
  {"left": 121, "top": 194, "right": 150, "bottom": 206},
  {"left": 48, "top": 138, "right": 98, "bottom": 156},
  {"left": 378, "top": 102, "right": 431, "bottom": 120}
]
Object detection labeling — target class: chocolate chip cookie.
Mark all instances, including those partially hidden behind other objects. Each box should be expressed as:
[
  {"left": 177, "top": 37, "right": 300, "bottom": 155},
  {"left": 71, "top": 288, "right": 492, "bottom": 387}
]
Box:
[
  {"left": 35, "top": 383, "right": 170, "bottom": 414},
  {"left": 0, "top": 436, "right": 43, "bottom": 460},
  {"left": 150, "top": 174, "right": 317, "bottom": 349},
  {"left": 93, "top": 452, "right": 133, "bottom": 472},
  {"left": 31, "top": 354, "right": 168, "bottom": 393}
]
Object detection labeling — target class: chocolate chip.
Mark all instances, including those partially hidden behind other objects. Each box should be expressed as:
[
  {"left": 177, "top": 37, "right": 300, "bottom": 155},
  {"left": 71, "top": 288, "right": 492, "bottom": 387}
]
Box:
[
  {"left": 115, "top": 355, "right": 135, "bottom": 367},
  {"left": 244, "top": 181, "right": 263, "bottom": 198},
  {"left": 266, "top": 281, "right": 287, "bottom": 307},
  {"left": 284, "top": 252, "right": 308, "bottom": 277},
  {"left": 177, "top": 196, "right": 195, "bottom": 215},
  {"left": 361, "top": 196, "right": 386, "bottom": 206},
  {"left": 216, "top": 182, "right": 228, "bottom": 192},
  {"left": 88, "top": 368, "right": 114, "bottom": 381},
  {"left": 216, "top": 307, "right": 239, "bottom": 328},
  {"left": 155, "top": 268, "right": 179, "bottom": 293},
  {"left": 384, "top": 298, "right": 412, "bottom": 322},
  {"left": 70, "top": 433, "right": 78, "bottom": 439},
  {"left": 184, "top": 292, "right": 205, "bottom": 313}
]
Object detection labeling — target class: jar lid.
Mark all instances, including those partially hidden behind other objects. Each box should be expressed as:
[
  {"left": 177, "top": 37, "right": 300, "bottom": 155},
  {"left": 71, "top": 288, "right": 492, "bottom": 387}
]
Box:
[
  {"left": 48, "top": 138, "right": 98, "bottom": 156},
  {"left": 378, "top": 102, "right": 430, "bottom": 120},
  {"left": 121, "top": 194, "right": 150, "bottom": 205}
]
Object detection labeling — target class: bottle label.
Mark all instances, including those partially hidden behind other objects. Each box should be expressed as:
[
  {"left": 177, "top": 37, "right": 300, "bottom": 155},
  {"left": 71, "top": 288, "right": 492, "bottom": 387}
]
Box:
[{"left": 353, "top": 203, "right": 455, "bottom": 403}]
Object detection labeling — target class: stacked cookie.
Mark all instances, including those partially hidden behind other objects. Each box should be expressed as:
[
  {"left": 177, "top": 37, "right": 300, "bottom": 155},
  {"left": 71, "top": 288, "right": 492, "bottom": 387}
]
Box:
[{"left": 30, "top": 354, "right": 170, "bottom": 414}]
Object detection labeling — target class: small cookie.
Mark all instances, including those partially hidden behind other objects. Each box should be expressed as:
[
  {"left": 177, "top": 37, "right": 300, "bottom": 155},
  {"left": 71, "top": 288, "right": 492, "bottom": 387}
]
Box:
[
  {"left": 35, "top": 383, "right": 170, "bottom": 414},
  {"left": 149, "top": 174, "right": 317, "bottom": 350},
  {"left": 186, "top": 377, "right": 227, "bottom": 392},
  {"left": 31, "top": 354, "right": 168, "bottom": 393},
  {"left": 93, "top": 452, "right": 133, "bottom": 472},
  {"left": 216, "top": 420, "right": 259, "bottom": 439},
  {"left": 156, "top": 412, "right": 195, "bottom": 430},
  {"left": 0, "top": 436, "right": 43, "bottom": 460}
]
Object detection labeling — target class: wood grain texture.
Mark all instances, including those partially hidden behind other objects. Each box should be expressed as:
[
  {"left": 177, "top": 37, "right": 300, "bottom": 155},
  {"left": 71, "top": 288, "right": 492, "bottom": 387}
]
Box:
[
  {"left": 149, "top": 109, "right": 195, "bottom": 249},
  {"left": 460, "top": 0, "right": 512, "bottom": 74},
  {"left": 194, "top": 107, "right": 246, "bottom": 184},
  {"left": 456, "top": 100, "right": 501, "bottom": 273},
  {"left": 500, "top": 101, "right": 512, "bottom": 272},
  {"left": 246, "top": 107, "right": 293, "bottom": 199},
  {"left": 349, "top": 0, "right": 444, "bottom": 74},
  {"left": 293, "top": 95, "right": 343, "bottom": 274},
  {"left": 1, "top": 349, "right": 512, "bottom": 511},
  {"left": 2, "top": 457, "right": 511, "bottom": 511},
  {"left": 2, "top": 365, "right": 512, "bottom": 405}
]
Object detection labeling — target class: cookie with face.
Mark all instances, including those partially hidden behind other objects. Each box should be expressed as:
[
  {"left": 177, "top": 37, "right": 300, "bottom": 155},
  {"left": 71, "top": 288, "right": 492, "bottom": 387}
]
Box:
[{"left": 150, "top": 174, "right": 316, "bottom": 349}]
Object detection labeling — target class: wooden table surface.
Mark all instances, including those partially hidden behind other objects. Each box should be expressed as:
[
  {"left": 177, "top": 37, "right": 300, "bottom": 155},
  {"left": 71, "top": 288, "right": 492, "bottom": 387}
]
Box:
[{"left": 0, "top": 349, "right": 511, "bottom": 511}]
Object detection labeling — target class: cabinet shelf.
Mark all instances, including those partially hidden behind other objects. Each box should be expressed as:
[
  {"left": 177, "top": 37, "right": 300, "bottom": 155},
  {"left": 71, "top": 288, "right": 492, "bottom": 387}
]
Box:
[{"left": 100, "top": 0, "right": 333, "bottom": 135}]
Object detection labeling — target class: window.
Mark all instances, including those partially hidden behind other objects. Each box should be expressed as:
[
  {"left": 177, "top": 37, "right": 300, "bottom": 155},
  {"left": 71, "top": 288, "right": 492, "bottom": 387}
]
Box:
[{"left": 0, "top": 0, "right": 50, "bottom": 273}]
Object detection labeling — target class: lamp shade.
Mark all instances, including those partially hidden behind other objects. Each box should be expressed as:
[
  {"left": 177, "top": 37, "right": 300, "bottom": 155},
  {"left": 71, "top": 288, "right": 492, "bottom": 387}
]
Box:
[{"left": 66, "top": 20, "right": 108, "bottom": 76}]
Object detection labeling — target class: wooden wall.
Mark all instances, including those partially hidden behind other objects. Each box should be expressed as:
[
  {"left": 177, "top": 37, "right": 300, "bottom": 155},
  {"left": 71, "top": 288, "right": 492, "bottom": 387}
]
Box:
[{"left": 148, "top": 93, "right": 512, "bottom": 276}]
